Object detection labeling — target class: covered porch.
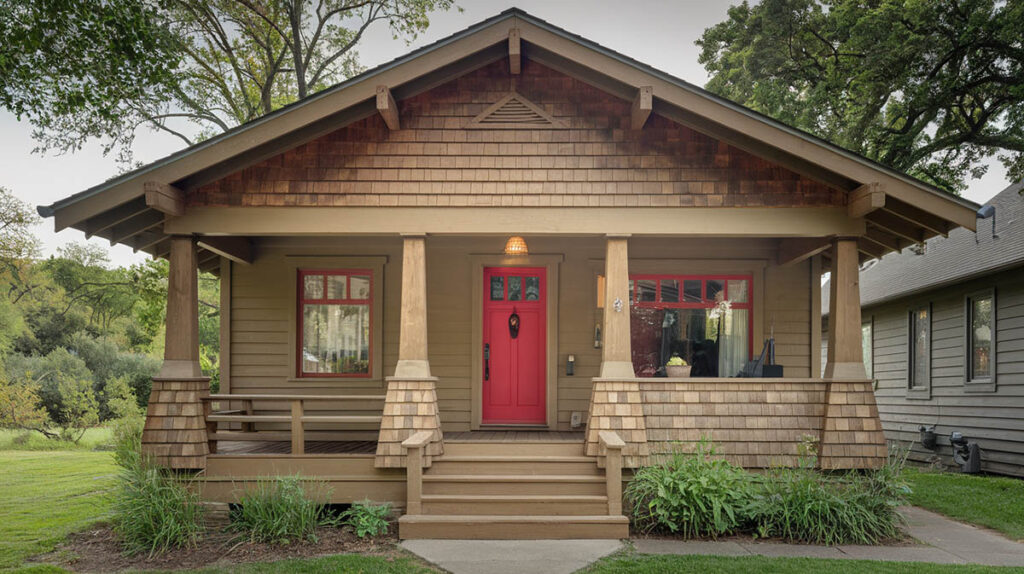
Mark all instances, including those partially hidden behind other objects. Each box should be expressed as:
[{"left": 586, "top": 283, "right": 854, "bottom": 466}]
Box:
[{"left": 140, "top": 222, "right": 884, "bottom": 476}]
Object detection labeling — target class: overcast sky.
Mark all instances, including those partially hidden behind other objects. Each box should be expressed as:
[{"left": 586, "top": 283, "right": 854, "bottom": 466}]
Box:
[{"left": 2, "top": 0, "right": 1009, "bottom": 268}]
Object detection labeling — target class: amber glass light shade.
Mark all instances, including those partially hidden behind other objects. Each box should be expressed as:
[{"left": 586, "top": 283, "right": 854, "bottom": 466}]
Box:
[{"left": 504, "top": 236, "right": 528, "bottom": 255}]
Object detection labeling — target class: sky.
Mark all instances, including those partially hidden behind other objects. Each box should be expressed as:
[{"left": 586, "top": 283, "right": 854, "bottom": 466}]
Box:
[{"left": 1, "top": 0, "right": 1010, "bottom": 268}]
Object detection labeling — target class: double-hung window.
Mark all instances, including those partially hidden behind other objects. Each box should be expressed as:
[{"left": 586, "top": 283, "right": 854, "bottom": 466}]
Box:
[
  {"left": 297, "top": 269, "right": 373, "bottom": 377},
  {"left": 965, "top": 290, "right": 995, "bottom": 391},
  {"left": 907, "top": 305, "right": 931, "bottom": 398}
]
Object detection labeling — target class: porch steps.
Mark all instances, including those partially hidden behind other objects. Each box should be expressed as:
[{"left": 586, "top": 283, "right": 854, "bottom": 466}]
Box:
[{"left": 399, "top": 440, "right": 628, "bottom": 539}]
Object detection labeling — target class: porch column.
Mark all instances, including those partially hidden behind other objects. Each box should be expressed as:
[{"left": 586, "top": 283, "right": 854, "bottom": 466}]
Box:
[
  {"left": 394, "top": 234, "right": 431, "bottom": 378},
  {"left": 824, "top": 237, "right": 866, "bottom": 379},
  {"left": 142, "top": 235, "right": 210, "bottom": 470},
  {"left": 600, "top": 234, "right": 634, "bottom": 378},
  {"left": 376, "top": 234, "right": 443, "bottom": 469},
  {"left": 587, "top": 234, "right": 649, "bottom": 469}
]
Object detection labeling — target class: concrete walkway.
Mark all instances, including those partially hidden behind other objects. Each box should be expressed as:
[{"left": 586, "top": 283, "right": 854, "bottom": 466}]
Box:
[
  {"left": 401, "top": 539, "right": 623, "bottom": 574},
  {"left": 632, "top": 507, "right": 1024, "bottom": 567},
  {"left": 401, "top": 507, "right": 1024, "bottom": 573}
]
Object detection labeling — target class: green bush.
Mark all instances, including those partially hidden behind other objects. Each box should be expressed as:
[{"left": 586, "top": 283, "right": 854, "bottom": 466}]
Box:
[
  {"left": 340, "top": 500, "right": 392, "bottom": 538},
  {"left": 625, "top": 440, "right": 756, "bottom": 538},
  {"left": 748, "top": 467, "right": 903, "bottom": 545},
  {"left": 110, "top": 412, "right": 145, "bottom": 469},
  {"left": 626, "top": 440, "right": 909, "bottom": 544},
  {"left": 230, "top": 477, "right": 337, "bottom": 544},
  {"left": 111, "top": 460, "right": 205, "bottom": 556}
]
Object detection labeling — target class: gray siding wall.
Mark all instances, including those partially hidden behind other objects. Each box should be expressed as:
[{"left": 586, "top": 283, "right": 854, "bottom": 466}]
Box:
[{"left": 825, "top": 265, "right": 1024, "bottom": 476}]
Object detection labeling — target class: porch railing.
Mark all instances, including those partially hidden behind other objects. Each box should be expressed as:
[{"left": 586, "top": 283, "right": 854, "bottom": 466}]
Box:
[
  {"left": 599, "top": 430, "right": 625, "bottom": 516},
  {"left": 201, "top": 394, "right": 385, "bottom": 454}
]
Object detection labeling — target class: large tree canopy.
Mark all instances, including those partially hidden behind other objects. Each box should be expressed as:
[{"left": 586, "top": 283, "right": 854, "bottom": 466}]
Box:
[
  {"left": 698, "top": 0, "right": 1024, "bottom": 193},
  {"left": 1, "top": 0, "right": 455, "bottom": 164}
]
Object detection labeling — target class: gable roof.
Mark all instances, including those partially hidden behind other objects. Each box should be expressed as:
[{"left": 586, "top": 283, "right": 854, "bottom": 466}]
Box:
[
  {"left": 38, "top": 7, "right": 980, "bottom": 264},
  {"left": 823, "top": 183, "right": 1023, "bottom": 312}
]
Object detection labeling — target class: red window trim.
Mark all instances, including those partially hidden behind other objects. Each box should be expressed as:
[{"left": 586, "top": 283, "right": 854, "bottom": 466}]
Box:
[
  {"left": 628, "top": 273, "right": 754, "bottom": 358},
  {"left": 296, "top": 268, "right": 374, "bottom": 379}
]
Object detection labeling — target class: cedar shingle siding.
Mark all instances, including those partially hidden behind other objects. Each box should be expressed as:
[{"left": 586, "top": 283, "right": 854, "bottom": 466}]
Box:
[{"left": 190, "top": 60, "right": 843, "bottom": 209}]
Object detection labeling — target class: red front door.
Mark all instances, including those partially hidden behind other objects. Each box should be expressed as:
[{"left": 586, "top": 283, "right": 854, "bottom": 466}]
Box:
[{"left": 482, "top": 267, "right": 547, "bottom": 425}]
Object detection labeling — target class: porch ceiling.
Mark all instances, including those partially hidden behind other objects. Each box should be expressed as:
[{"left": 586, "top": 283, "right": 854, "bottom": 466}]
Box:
[{"left": 38, "top": 9, "right": 979, "bottom": 268}]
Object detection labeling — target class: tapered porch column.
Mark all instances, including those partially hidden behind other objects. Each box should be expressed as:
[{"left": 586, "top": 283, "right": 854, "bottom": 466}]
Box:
[
  {"left": 142, "top": 235, "right": 210, "bottom": 469},
  {"left": 394, "top": 234, "right": 431, "bottom": 378},
  {"left": 600, "top": 234, "right": 635, "bottom": 378},
  {"left": 825, "top": 237, "right": 866, "bottom": 379},
  {"left": 587, "top": 234, "right": 649, "bottom": 469},
  {"left": 376, "top": 234, "right": 443, "bottom": 468}
]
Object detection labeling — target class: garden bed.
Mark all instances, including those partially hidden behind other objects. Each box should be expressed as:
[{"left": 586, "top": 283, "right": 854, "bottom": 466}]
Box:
[{"left": 32, "top": 522, "right": 406, "bottom": 573}]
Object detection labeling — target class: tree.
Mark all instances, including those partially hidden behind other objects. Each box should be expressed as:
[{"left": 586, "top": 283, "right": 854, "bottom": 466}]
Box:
[
  {"left": 1, "top": 0, "right": 456, "bottom": 164},
  {"left": 698, "top": 0, "right": 1024, "bottom": 192},
  {"left": 0, "top": 187, "right": 40, "bottom": 276}
]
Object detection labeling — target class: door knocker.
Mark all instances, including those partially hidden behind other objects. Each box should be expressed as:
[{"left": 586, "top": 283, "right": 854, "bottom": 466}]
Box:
[{"left": 508, "top": 307, "right": 520, "bottom": 339}]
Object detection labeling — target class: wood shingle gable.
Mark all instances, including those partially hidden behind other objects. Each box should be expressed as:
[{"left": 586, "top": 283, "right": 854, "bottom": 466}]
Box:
[{"left": 188, "top": 60, "right": 844, "bottom": 209}]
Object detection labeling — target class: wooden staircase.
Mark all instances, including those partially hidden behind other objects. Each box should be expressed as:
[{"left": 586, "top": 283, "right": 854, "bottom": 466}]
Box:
[{"left": 398, "top": 436, "right": 629, "bottom": 539}]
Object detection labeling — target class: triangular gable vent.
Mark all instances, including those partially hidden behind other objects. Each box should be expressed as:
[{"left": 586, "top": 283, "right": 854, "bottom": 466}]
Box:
[{"left": 467, "top": 92, "right": 567, "bottom": 129}]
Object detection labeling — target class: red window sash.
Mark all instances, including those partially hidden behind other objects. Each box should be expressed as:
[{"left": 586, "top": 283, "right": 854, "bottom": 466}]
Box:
[{"left": 297, "top": 269, "right": 373, "bottom": 378}]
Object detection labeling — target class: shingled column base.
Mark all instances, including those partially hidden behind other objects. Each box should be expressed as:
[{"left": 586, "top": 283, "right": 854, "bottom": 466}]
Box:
[
  {"left": 819, "top": 379, "right": 888, "bottom": 470},
  {"left": 585, "top": 379, "right": 650, "bottom": 468},
  {"left": 141, "top": 377, "right": 211, "bottom": 470},
  {"left": 375, "top": 378, "right": 443, "bottom": 468}
]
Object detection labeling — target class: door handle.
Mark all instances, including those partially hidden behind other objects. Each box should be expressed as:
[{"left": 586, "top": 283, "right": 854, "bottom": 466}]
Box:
[{"left": 484, "top": 343, "right": 490, "bottom": 381}]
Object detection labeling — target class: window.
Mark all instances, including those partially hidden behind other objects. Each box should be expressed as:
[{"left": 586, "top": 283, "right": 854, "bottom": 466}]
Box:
[
  {"left": 862, "top": 318, "right": 873, "bottom": 378},
  {"left": 966, "top": 290, "right": 995, "bottom": 389},
  {"left": 297, "top": 269, "right": 372, "bottom": 377},
  {"left": 908, "top": 305, "right": 931, "bottom": 397},
  {"left": 628, "top": 274, "right": 753, "bottom": 378}
]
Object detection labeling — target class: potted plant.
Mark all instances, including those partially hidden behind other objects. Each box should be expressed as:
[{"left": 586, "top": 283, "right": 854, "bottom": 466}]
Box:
[{"left": 665, "top": 354, "right": 690, "bottom": 378}]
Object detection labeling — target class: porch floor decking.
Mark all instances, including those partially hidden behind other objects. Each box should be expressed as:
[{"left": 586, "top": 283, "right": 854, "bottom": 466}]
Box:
[{"left": 445, "top": 431, "right": 584, "bottom": 442}]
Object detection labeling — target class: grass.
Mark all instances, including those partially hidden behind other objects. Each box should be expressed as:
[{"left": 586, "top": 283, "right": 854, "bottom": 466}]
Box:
[
  {"left": 0, "top": 428, "right": 114, "bottom": 451},
  {"left": 905, "top": 468, "right": 1024, "bottom": 541},
  {"left": 584, "top": 554, "right": 1024, "bottom": 573},
  {"left": 0, "top": 450, "right": 117, "bottom": 571}
]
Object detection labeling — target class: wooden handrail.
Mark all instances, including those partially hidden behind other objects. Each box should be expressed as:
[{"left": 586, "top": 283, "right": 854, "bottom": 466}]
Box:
[
  {"left": 202, "top": 394, "right": 386, "bottom": 401},
  {"left": 201, "top": 393, "right": 386, "bottom": 455},
  {"left": 402, "top": 431, "right": 434, "bottom": 515},
  {"left": 599, "top": 430, "right": 625, "bottom": 516}
]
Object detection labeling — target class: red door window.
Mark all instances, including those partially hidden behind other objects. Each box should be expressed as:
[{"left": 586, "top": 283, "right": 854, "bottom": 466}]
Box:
[{"left": 482, "top": 267, "right": 546, "bottom": 424}]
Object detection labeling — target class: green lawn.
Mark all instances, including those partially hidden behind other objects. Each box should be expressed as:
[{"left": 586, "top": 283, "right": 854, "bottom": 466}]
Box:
[
  {"left": 905, "top": 468, "right": 1024, "bottom": 541},
  {"left": 0, "top": 450, "right": 117, "bottom": 571},
  {"left": 584, "top": 554, "right": 1024, "bottom": 573},
  {"left": 0, "top": 428, "right": 114, "bottom": 452}
]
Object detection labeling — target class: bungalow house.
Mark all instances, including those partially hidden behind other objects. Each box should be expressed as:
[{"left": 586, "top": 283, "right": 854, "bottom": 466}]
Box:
[
  {"left": 39, "top": 9, "right": 980, "bottom": 539},
  {"left": 822, "top": 183, "right": 1024, "bottom": 477}
]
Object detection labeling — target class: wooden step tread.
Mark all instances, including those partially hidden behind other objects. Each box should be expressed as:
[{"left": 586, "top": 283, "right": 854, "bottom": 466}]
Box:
[
  {"left": 435, "top": 455, "right": 594, "bottom": 463},
  {"left": 423, "top": 474, "right": 605, "bottom": 483},
  {"left": 421, "top": 494, "right": 608, "bottom": 503}
]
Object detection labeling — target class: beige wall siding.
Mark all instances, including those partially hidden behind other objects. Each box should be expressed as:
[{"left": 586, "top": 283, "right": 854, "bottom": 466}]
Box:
[
  {"left": 839, "top": 266, "right": 1024, "bottom": 476},
  {"left": 232, "top": 236, "right": 818, "bottom": 432}
]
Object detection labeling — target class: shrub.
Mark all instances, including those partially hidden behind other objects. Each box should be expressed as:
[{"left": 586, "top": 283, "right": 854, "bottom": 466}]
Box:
[
  {"left": 625, "top": 440, "right": 756, "bottom": 538},
  {"left": 749, "top": 467, "right": 904, "bottom": 545},
  {"left": 340, "top": 500, "right": 392, "bottom": 538},
  {"left": 110, "top": 411, "right": 145, "bottom": 469},
  {"left": 111, "top": 460, "right": 205, "bottom": 556},
  {"left": 230, "top": 477, "right": 337, "bottom": 544}
]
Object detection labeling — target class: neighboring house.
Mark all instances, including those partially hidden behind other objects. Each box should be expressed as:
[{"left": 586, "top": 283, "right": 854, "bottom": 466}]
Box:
[
  {"left": 39, "top": 9, "right": 979, "bottom": 539},
  {"left": 823, "top": 183, "right": 1024, "bottom": 477}
]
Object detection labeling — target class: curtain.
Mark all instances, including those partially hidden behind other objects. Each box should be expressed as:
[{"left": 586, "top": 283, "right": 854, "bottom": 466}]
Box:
[{"left": 718, "top": 309, "right": 748, "bottom": 377}]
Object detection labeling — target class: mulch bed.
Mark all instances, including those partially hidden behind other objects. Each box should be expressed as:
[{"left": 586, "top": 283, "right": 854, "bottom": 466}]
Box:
[
  {"left": 31, "top": 523, "right": 405, "bottom": 573},
  {"left": 629, "top": 530, "right": 921, "bottom": 546}
]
